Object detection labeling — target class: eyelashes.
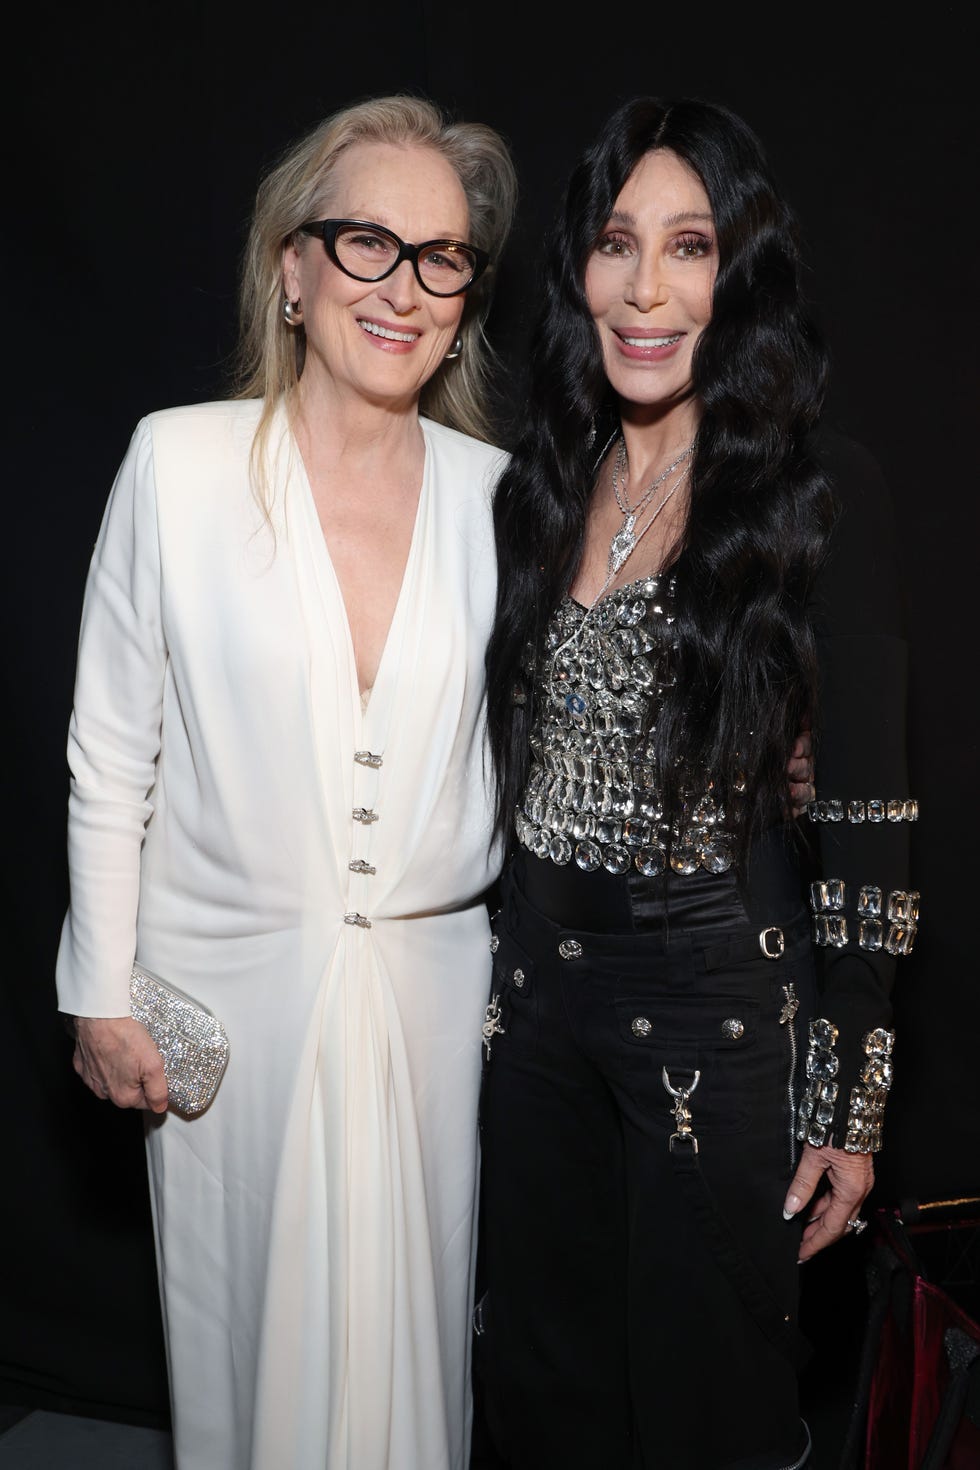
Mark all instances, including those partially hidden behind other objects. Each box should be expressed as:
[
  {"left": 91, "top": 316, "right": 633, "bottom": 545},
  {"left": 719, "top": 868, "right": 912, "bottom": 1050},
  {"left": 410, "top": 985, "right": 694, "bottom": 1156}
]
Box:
[
  {"left": 593, "top": 230, "right": 715, "bottom": 260},
  {"left": 674, "top": 233, "right": 714, "bottom": 259}
]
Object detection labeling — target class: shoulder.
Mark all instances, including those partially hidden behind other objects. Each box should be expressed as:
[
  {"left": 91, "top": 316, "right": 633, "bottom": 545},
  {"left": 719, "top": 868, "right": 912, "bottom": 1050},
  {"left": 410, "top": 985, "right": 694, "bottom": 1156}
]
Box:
[
  {"left": 811, "top": 425, "right": 904, "bottom": 631},
  {"left": 110, "top": 401, "right": 265, "bottom": 531},
  {"left": 813, "top": 425, "right": 894, "bottom": 523},
  {"left": 140, "top": 398, "right": 262, "bottom": 459},
  {"left": 421, "top": 416, "right": 510, "bottom": 484},
  {"left": 125, "top": 401, "right": 264, "bottom": 502}
]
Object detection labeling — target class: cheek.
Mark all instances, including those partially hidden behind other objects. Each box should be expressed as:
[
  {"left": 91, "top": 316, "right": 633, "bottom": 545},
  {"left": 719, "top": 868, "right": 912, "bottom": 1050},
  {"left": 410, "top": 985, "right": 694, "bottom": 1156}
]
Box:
[
  {"left": 436, "top": 299, "right": 465, "bottom": 337},
  {"left": 697, "top": 264, "right": 717, "bottom": 325},
  {"left": 584, "top": 264, "right": 608, "bottom": 322}
]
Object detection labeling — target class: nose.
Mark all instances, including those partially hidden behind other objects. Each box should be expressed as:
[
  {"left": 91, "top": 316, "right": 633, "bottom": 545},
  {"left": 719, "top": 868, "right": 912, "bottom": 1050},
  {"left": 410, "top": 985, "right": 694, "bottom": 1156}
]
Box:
[
  {"left": 377, "top": 258, "right": 422, "bottom": 314},
  {"left": 624, "top": 252, "right": 669, "bottom": 312}
]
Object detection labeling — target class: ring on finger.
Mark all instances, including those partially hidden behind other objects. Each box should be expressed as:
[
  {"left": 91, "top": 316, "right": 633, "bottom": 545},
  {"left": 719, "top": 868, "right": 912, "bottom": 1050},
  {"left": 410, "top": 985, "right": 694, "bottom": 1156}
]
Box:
[{"left": 845, "top": 1217, "right": 868, "bottom": 1235}]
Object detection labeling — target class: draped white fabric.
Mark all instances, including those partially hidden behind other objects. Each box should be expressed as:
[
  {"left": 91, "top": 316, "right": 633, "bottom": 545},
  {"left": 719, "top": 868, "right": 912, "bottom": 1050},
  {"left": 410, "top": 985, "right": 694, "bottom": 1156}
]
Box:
[{"left": 56, "top": 400, "right": 507, "bottom": 1469}]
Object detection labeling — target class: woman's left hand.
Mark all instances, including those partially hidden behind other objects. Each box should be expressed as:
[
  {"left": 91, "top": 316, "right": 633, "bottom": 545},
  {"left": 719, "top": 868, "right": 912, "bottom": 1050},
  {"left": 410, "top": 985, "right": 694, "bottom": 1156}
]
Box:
[
  {"left": 786, "top": 727, "right": 815, "bottom": 818},
  {"left": 783, "top": 1143, "right": 874, "bottom": 1261}
]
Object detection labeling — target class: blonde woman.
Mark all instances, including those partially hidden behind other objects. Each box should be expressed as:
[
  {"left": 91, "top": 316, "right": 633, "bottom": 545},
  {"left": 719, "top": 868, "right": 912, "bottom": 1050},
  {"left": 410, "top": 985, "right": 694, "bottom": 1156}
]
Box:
[{"left": 56, "top": 95, "right": 517, "bottom": 1470}]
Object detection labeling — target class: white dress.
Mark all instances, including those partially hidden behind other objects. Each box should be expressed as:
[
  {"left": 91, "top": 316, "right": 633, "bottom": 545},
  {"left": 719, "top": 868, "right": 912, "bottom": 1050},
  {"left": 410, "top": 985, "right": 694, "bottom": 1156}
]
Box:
[{"left": 55, "top": 398, "right": 508, "bottom": 1470}]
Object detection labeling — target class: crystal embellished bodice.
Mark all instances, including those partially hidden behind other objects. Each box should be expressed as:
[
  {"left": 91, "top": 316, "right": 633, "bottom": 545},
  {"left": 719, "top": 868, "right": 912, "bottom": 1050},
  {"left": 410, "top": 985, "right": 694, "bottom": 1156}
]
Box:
[{"left": 515, "top": 573, "right": 737, "bottom": 878}]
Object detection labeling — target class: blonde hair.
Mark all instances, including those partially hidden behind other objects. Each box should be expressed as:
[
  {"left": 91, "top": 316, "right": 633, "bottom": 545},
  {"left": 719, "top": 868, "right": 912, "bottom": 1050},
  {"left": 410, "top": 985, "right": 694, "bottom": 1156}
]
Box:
[{"left": 230, "top": 94, "right": 518, "bottom": 506}]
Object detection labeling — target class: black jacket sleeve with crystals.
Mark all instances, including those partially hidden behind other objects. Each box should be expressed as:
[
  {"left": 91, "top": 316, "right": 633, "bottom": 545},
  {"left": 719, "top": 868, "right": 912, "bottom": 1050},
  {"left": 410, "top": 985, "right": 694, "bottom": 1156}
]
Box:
[{"left": 801, "top": 428, "right": 913, "bottom": 1151}]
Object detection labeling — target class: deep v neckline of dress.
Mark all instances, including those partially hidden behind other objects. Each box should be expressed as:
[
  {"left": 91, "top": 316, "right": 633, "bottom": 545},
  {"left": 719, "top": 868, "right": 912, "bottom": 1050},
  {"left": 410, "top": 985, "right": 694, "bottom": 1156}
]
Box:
[{"left": 289, "top": 417, "right": 431, "bottom": 713}]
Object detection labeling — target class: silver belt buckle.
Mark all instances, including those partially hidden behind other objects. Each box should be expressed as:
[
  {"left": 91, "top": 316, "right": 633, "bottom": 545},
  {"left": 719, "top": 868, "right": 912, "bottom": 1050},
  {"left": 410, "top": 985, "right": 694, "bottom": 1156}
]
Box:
[{"left": 759, "top": 926, "right": 785, "bottom": 959}]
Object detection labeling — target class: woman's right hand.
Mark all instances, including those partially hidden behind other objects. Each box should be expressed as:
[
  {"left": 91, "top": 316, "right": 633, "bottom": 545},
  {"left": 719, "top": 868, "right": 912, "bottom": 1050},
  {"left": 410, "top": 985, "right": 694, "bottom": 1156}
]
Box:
[{"left": 72, "top": 1016, "right": 169, "bottom": 1112}]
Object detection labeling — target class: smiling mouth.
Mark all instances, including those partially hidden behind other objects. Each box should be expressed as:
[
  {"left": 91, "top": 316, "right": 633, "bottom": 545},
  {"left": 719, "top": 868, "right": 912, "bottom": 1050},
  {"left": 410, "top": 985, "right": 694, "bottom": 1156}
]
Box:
[
  {"left": 358, "top": 320, "right": 419, "bottom": 343},
  {"left": 619, "top": 333, "right": 683, "bottom": 348}
]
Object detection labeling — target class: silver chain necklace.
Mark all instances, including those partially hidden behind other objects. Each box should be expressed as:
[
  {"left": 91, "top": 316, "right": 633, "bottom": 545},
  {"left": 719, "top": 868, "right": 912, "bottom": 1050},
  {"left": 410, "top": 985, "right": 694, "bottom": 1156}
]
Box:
[
  {"left": 550, "top": 457, "right": 692, "bottom": 670},
  {"left": 608, "top": 437, "right": 694, "bottom": 577}
]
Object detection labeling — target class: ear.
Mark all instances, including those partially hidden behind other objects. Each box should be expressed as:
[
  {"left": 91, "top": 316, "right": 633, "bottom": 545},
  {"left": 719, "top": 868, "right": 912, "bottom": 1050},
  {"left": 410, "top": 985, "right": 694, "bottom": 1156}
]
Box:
[{"left": 282, "top": 240, "right": 302, "bottom": 303}]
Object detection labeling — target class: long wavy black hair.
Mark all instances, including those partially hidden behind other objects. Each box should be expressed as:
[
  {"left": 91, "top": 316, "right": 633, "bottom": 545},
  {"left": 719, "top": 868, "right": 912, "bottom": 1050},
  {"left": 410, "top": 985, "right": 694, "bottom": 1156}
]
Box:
[{"left": 485, "top": 95, "right": 837, "bottom": 866}]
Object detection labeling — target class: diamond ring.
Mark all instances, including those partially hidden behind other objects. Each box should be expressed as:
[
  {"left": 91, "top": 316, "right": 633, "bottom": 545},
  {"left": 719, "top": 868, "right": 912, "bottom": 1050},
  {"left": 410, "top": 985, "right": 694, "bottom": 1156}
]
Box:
[{"left": 846, "top": 1218, "right": 868, "bottom": 1235}]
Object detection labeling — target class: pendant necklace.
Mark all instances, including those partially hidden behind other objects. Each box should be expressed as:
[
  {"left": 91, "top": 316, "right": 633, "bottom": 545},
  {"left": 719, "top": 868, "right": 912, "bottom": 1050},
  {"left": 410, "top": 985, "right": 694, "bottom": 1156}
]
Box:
[
  {"left": 608, "top": 436, "right": 694, "bottom": 577},
  {"left": 549, "top": 453, "right": 692, "bottom": 671}
]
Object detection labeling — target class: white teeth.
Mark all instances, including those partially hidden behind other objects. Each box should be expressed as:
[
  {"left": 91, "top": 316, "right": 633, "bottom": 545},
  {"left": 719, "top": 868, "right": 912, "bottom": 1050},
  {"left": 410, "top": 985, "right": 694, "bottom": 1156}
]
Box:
[
  {"left": 359, "top": 320, "right": 418, "bottom": 343},
  {"left": 621, "top": 334, "right": 682, "bottom": 348}
]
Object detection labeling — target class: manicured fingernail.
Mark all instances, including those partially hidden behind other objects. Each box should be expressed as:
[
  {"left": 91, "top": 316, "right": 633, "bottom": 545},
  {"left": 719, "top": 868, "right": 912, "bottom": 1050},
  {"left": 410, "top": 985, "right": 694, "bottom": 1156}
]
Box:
[{"left": 783, "top": 1193, "right": 802, "bottom": 1219}]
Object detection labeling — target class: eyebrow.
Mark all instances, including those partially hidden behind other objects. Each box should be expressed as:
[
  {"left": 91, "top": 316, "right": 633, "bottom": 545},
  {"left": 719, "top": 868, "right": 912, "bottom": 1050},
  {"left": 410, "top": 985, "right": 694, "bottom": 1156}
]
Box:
[
  {"left": 343, "top": 213, "right": 470, "bottom": 239},
  {"left": 607, "top": 209, "right": 714, "bottom": 228}
]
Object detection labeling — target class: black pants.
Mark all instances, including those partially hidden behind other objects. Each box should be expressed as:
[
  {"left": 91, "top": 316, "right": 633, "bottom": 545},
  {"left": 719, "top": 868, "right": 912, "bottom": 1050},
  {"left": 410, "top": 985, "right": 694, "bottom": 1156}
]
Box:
[{"left": 477, "top": 864, "right": 816, "bottom": 1470}]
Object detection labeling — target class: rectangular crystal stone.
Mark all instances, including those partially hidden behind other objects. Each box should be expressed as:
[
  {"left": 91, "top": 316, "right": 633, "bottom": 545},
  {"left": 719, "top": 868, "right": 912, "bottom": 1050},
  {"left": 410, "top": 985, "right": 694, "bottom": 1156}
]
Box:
[
  {"left": 868, "top": 799, "right": 885, "bottom": 822},
  {"left": 811, "top": 879, "right": 845, "bottom": 911},
  {"left": 827, "top": 915, "right": 849, "bottom": 947},
  {"left": 904, "top": 798, "right": 919, "bottom": 821},
  {"left": 885, "top": 923, "right": 916, "bottom": 955},
  {"left": 828, "top": 799, "right": 844, "bottom": 821},
  {"left": 847, "top": 800, "right": 866, "bottom": 823},
  {"left": 813, "top": 915, "right": 829, "bottom": 946},
  {"left": 858, "top": 919, "right": 883, "bottom": 951},
  {"left": 622, "top": 819, "right": 651, "bottom": 848},
  {"left": 858, "top": 885, "right": 882, "bottom": 917},
  {"left": 887, "top": 799, "right": 904, "bottom": 821},
  {"left": 887, "top": 890, "right": 911, "bottom": 921}
]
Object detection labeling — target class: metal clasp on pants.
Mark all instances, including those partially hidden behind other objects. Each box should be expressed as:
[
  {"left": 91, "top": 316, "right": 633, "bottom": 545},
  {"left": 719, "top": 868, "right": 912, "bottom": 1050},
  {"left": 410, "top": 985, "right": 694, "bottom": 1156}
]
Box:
[
  {"left": 663, "top": 1067, "right": 701, "bottom": 1153},
  {"left": 482, "top": 994, "right": 505, "bottom": 1061}
]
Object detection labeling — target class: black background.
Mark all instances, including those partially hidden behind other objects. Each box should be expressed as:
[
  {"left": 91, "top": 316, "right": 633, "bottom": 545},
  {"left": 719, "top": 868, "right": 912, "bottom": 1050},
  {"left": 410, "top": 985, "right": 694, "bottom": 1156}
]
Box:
[{"left": 3, "top": 1, "right": 977, "bottom": 1451}]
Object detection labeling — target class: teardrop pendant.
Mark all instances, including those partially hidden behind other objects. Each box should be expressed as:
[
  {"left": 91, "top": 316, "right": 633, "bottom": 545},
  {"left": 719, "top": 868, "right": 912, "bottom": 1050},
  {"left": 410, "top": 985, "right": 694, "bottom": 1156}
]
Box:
[{"left": 608, "top": 515, "right": 637, "bottom": 576}]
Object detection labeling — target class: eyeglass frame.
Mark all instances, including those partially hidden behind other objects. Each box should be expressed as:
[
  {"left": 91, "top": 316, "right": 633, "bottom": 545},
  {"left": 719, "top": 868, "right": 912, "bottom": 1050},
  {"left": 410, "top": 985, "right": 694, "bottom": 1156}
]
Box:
[{"left": 298, "top": 218, "right": 490, "bottom": 298}]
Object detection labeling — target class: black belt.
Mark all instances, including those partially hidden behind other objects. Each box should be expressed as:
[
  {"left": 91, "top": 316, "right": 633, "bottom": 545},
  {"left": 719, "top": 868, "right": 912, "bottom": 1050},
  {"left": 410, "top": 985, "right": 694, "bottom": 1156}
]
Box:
[{"left": 701, "top": 914, "right": 811, "bottom": 970}]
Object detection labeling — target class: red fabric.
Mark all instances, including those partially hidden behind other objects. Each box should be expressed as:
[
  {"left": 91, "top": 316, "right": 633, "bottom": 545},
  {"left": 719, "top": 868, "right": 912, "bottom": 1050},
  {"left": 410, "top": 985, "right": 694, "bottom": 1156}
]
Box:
[{"left": 865, "top": 1216, "right": 980, "bottom": 1470}]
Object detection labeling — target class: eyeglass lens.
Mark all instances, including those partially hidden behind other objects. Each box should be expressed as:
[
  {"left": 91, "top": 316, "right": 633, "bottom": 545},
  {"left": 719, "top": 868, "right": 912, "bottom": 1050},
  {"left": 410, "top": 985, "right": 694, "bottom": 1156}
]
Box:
[{"left": 333, "top": 224, "right": 478, "bottom": 293}]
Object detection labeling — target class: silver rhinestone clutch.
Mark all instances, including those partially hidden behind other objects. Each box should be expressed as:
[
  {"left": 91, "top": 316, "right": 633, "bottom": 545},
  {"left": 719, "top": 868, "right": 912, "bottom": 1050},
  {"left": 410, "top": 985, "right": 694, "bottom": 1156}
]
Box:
[{"left": 129, "top": 963, "right": 230, "bottom": 1116}]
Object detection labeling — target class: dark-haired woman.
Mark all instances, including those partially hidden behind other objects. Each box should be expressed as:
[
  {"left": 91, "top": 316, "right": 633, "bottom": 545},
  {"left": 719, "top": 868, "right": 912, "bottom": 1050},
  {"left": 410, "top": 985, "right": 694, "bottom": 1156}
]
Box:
[{"left": 477, "top": 97, "right": 914, "bottom": 1469}]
